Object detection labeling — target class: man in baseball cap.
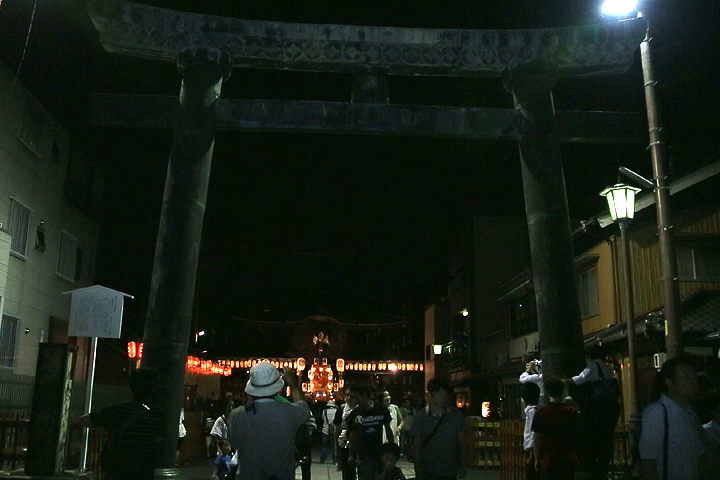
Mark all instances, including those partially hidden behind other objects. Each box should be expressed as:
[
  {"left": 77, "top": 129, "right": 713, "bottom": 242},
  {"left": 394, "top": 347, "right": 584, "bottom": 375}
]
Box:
[{"left": 227, "top": 363, "right": 309, "bottom": 480}]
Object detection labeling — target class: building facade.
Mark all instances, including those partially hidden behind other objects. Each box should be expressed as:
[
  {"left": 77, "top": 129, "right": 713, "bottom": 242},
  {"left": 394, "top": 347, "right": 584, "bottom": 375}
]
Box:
[
  {"left": 425, "top": 216, "right": 529, "bottom": 414},
  {"left": 0, "top": 61, "right": 101, "bottom": 410},
  {"left": 497, "top": 176, "right": 720, "bottom": 420}
]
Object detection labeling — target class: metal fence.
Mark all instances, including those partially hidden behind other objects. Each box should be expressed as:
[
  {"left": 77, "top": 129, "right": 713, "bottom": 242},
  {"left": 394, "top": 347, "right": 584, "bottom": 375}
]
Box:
[
  {"left": 0, "top": 371, "right": 34, "bottom": 415},
  {"left": 0, "top": 413, "right": 106, "bottom": 474},
  {"left": 0, "top": 413, "right": 28, "bottom": 471}
]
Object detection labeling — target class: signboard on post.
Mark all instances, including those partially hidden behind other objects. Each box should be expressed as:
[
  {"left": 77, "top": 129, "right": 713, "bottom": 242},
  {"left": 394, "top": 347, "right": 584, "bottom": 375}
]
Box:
[
  {"left": 63, "top": 285, "right": 133, "bottom": 472},
  {"left": 65, "top": 285, "right": 133, "bottom": 338}
]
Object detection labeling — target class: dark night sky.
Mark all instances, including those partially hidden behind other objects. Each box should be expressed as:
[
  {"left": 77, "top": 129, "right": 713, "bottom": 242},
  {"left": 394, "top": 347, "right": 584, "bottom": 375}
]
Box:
[{"left": 1, "top": 0, "right": 719, "bottom": 349}]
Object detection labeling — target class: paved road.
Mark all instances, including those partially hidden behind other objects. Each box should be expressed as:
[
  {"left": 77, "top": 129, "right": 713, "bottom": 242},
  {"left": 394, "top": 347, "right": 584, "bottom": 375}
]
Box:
[{"left": 180, "top": 455, "right": 501, "bottom": 480}]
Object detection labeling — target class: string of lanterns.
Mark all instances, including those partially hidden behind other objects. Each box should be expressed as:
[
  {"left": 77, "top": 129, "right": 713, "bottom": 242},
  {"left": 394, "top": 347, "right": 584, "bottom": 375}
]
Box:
[{"left": 127, "top": 341, "right": 232, "bottom": 376}]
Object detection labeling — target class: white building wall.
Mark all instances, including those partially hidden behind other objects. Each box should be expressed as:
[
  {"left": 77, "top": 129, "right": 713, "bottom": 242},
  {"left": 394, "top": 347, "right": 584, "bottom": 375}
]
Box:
[{"left": 0, "top": 61, "right": 99, "bottom": 376}]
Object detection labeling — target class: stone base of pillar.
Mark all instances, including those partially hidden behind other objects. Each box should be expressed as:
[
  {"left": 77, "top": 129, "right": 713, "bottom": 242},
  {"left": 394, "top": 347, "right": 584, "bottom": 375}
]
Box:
[
  {"left": 2, "top": 473, "right": 92, "bottom": 480},
  {"left": 154, "top": 467, "right": 187, "bottom": 479}
]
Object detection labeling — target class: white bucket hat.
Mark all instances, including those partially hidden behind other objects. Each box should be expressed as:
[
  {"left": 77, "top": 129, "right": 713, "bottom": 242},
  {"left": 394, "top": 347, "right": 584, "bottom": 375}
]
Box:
[{"left": 245, "top": 362, "right": 284, "bottom": 397}]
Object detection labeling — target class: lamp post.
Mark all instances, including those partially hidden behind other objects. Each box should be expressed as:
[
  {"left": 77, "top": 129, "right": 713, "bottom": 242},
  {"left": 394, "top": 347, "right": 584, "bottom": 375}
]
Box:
[
  {"left": 601, "top": 183, "right": 642, "bottom": 469},
  {"left": 602, "top": 0, "right": 682, "bottom": 359}
]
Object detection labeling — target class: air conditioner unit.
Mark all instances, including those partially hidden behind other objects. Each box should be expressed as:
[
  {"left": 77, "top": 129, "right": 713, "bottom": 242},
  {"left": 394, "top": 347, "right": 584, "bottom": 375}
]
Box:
[{"left": 653, "top": 352, "right": 667, "bottom": 370}]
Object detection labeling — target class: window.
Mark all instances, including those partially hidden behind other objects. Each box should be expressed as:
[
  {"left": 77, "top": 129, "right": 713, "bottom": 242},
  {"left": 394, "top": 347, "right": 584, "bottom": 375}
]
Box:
[
  {"left": 677, "top": 237, "right": 720, "bottom": 282},
  {"left": 510, "top": 292, "right": 537, "bottom": 337},
  {"left": 0, "top": 313, "right": 20, "bottom": 369},
  {"left": 57, "top": 230, "right": 78, "bottom": 282},
  {"left": 20, "top": 97, "right": 44, "bottom": 154},
  {"left": 578, "top": 266, "right": 599, "bottom": 318},
  {"left": 8, "top": 198, "right": 31, "bottom": 258}
]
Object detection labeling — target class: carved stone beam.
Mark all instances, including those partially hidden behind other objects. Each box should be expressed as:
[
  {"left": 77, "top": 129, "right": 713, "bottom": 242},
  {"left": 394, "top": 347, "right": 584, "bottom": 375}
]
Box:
[
  {"left": 352, "top": 70, "right": 389, "bottom": 104},
  {"left": 88, "top": 0, "right": 646, "bottom": 77},
  {"left": 89, "top": 94, "right": 642, "bottom": 144}
]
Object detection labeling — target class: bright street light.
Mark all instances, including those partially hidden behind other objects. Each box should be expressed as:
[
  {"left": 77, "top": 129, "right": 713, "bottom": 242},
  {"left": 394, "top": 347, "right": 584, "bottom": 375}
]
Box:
[
  {"left": 600, "top": 184, "right": 641, "bottom": 221},
  {"left": 601, "top": 0, "right": 638, "bottom": 16},
  {"left": 433, "top": 344, "right": 443, "bottom": 355}
]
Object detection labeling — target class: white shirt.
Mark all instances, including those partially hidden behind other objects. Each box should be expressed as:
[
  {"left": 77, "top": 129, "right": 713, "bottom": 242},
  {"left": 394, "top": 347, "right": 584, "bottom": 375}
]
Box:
[
  {"left": 321, "top": 405, "right": 338, "bottom": 435},
  {"left": 382, "top": 403, "right": 402, "bottom": 443},
  {"left": 519, "top": 372, "right": 545, "bottom": 400},
  {"left": 572, "top": 360, "right": 615, "bottom": 385},
  {"left": 337, "top": 403, "right": 356, "bottom": 447},
  {"left": 211, "top": 415, "right": 228, "bottom": 438},
  {"left": 639, "top": 394, "right": 706, "bottom": 480},
  {"left": 523, "top": 405, "right": 537, "bottom": 450},
  {"left": 178, "top": 408, "right": 186, "bottom": 438}
]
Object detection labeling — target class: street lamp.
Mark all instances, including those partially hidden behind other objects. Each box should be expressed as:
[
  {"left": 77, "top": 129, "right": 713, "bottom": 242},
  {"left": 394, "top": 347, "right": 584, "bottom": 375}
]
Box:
[
  {"left": 600, "top": 0, "right": 637, "bottom": 16},
  {"left": 600, "top": 182, "right": 641, "bottom": 467},
  {"left": 602, "top": 0, "right": 682, "bottom": 358}
]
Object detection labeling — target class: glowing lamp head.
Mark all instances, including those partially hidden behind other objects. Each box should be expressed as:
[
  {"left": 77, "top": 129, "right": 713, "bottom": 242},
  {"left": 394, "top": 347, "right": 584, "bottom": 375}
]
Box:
[
  {"left": 600, "top": 183, "right": 641, "bottom": 222},
  {"left": 433, "top": 344, "right": 443, "bottom": 355},
  {"left": 601, "top": 0, "right": 638, "bottom": 16}
]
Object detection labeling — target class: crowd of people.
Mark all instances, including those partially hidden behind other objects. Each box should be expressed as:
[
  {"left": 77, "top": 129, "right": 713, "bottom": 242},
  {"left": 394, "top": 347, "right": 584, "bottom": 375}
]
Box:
[
  {"left": 518, "top": 347, "right": 719, "bottom": 480},
  {"left": 81, "top": 350, "right": 718, "bottom": 480}
]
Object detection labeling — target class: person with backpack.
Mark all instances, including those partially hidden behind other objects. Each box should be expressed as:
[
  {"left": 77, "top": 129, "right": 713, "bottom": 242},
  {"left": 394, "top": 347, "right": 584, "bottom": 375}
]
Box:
[
  {"left": 320, "top": 400, "right": 338, "bottom": 464},
  {"left": 564, "top": 345, "right": 620, "bottom": 478},
  {"left": 532, "top": 376, "right": 581, "bottom": 480}
]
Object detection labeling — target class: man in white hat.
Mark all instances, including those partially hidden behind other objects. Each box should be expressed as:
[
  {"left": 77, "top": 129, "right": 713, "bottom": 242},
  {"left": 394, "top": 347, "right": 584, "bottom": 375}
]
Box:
[{"left": 227, "top": 363, "right": 310, "bottom": 480}]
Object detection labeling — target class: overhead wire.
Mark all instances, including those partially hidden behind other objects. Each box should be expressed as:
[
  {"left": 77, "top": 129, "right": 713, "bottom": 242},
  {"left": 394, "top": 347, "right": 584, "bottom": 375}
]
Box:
[{"left": 4, "top": 0, "right": 40, "bottom": 110}]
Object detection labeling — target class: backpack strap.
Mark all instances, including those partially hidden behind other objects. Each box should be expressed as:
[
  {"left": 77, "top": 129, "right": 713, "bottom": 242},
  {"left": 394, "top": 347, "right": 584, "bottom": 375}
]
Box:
[
  {"left": 421, "top": 410, "right": 447, "bottom": 448},
  {"left": 596, "top": 360, "right": 605, "bottom": 380}
]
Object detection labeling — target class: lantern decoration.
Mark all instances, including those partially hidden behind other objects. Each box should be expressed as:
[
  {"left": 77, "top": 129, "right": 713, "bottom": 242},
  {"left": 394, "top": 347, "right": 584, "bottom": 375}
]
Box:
[
  {"left": 297, "top": 357, "right": 306, "bottom": 371},
  {"left": 482, "top": 401, "right": 491, "bottom": 418},
  {"left": 336, "top": 358, "right": 345, "bottom": 372},
  {"left": 127, "top": 341, "right": 137, "bottom": 359},
  {"left": 600, "top": 183, "right": 641, "bottom": 221},
  {"left": 307, "top": 358, "right": 334, "bottom": 400}
]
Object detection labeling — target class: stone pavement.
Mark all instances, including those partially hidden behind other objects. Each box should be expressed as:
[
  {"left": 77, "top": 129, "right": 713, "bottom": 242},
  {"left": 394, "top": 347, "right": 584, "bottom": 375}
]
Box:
[{"left": 179, "top": 455, "right": 501, "bottom": 480}]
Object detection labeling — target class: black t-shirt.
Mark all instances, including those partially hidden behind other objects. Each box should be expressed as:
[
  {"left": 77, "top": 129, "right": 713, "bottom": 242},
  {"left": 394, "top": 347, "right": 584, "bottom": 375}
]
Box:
[
  {"left": 91, "top": 401, "right": 165, "bottom": 479},
  {"left": 347, "top": 404, "right": 391, "bottom": 460}
]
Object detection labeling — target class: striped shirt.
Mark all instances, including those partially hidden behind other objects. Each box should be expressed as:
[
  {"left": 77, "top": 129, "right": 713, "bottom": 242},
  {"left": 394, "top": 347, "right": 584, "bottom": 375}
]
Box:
[{"left": 91, "top": 401, "right": 165, "bottom": 480}]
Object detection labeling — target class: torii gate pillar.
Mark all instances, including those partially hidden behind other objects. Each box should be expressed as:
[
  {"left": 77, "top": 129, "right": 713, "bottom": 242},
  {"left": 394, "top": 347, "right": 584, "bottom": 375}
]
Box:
[
  {"left": 503, "top": 62, "right": 586, "bottom": 378},
  {"left": 141, "top": 47, "right": 232, "bottom": 472}
]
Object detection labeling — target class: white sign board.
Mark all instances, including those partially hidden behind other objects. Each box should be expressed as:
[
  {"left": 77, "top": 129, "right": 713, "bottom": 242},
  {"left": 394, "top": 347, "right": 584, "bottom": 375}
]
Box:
[{"left": 65, "top": 285, "right": 133, "bottom": 339}]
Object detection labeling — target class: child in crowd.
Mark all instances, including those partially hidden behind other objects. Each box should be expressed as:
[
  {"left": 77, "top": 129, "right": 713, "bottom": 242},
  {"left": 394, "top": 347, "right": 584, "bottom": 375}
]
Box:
[
  {"left": 213, "top": 439, "right": 236, "bottom": 480},
  {"left": 376, "top": 442, "right": 406, "bottom": 480}
]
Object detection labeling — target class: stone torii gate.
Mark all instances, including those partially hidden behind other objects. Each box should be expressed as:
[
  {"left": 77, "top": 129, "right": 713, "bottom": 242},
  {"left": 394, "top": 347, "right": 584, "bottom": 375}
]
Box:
[{"left": 88, "top": 0, "right": 645, "bottom": 472}]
